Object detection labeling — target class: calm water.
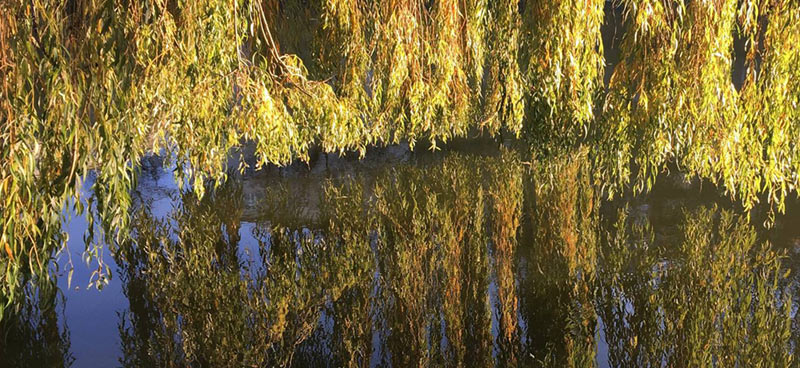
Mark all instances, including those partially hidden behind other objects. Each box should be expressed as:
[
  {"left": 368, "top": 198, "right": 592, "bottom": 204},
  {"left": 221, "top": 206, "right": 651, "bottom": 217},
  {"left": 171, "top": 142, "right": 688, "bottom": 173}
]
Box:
[{"left": 4, "top": 141, "right": 800, "bottom": 367}]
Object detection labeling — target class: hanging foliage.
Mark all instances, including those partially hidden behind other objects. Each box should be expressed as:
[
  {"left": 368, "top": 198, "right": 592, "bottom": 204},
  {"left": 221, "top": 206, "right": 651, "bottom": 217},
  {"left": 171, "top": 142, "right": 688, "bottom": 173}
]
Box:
[
  {"left": 521, "top": 0, "right": 605, "bottom": 148},
  {"left": 2, "top": 0, "right": 800, "bottom": 320}
]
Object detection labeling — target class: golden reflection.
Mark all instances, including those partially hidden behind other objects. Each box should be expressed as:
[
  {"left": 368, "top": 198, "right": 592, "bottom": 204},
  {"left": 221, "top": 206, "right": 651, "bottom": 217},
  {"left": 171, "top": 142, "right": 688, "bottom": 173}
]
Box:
[{"left": 105, "top": 149, "right": 795, "bottom": 367}]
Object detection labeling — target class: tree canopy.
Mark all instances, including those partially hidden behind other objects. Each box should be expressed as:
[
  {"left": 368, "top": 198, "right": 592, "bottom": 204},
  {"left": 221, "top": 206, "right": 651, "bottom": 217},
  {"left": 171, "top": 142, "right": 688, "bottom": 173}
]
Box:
[{"left": 1, "top": 0, "right": 799, "bottom": 319}]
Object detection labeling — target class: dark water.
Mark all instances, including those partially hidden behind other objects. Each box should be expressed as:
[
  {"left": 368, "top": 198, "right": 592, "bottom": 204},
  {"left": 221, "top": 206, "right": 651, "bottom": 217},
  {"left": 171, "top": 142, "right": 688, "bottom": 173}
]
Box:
[{"left": 4, "top": 142, "right": 800, "bottom": 367}]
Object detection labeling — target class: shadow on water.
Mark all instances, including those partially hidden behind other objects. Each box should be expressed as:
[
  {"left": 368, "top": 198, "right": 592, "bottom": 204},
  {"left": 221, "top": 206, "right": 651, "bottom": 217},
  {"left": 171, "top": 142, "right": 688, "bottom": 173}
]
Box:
[{"left": 2, "top": 143, "right": 799, "bottom": 367}]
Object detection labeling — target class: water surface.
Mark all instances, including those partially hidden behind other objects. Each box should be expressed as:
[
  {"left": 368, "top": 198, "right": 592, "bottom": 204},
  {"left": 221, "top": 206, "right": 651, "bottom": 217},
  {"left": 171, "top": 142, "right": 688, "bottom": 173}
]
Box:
[{"left": 4, "top": 143, "right": 800, "bottom": 367}]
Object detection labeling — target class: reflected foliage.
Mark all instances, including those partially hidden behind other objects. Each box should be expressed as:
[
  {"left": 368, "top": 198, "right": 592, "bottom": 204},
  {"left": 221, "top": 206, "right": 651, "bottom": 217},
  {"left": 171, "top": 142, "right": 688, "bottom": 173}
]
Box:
[
  {"left": 3, "top": 0, "right": 800, "bottom": 318},
  {"left": 107, "top": 151, "right": 796, "bottom": 367},
  {"left": 596, "top": 205, "right": 793, "bottom": 366},
  {"left": 0, "top": 279, "right": 73, "bottom": 367}
]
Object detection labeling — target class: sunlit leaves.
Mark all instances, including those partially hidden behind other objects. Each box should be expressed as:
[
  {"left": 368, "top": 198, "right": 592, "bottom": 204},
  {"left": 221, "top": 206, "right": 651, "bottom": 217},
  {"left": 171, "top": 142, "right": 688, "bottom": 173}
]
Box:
[
  {"left": 521, "top": 0, "right": 605, "bottom": 145},
  {"left": 3, "top": 0, "right": 800, "bottom": 322}
]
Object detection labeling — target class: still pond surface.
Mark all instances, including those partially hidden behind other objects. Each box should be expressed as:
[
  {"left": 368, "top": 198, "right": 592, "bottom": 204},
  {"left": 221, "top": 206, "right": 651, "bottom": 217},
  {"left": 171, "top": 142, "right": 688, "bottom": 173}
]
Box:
[{"left": 4, "top": 141, "right": 800, "bottom": 367}]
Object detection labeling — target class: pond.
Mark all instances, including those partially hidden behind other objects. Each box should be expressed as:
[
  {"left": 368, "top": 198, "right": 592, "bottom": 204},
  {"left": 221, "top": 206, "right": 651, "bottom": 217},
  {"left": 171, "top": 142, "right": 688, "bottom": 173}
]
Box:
[{"left": 3, "top": 140, "right": 800, "bottom": 367}]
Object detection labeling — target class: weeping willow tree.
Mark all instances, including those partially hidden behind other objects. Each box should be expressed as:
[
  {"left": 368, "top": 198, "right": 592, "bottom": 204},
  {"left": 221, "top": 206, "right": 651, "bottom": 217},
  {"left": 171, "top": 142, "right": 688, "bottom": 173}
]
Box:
[
  {"left": 0, "top": 0, "right": 524, "bottom": 316},
  {"left": 596, "top": 0, "right": 800, "bottom": 215},
  {"left": 598, "top": 0, "right": 742, "bottom": 196},
  {"left": 2, "top": 0, "right": 800, "bottom": 320},
  {"left": 520, "top": 0, "right": 605, "bottom": 149},
  {"left": 735, "top": 0, "right": 800, "bottom": 216}
]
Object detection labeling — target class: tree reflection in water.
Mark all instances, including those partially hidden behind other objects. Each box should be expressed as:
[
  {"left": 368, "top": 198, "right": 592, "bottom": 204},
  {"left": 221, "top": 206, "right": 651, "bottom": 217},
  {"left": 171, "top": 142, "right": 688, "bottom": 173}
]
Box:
[
  {"left": 103, "top": 149, "right": 796, "bottom": 367},
  {"left": 0, "top": 279, "right": 73, "bottom": 367}
]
